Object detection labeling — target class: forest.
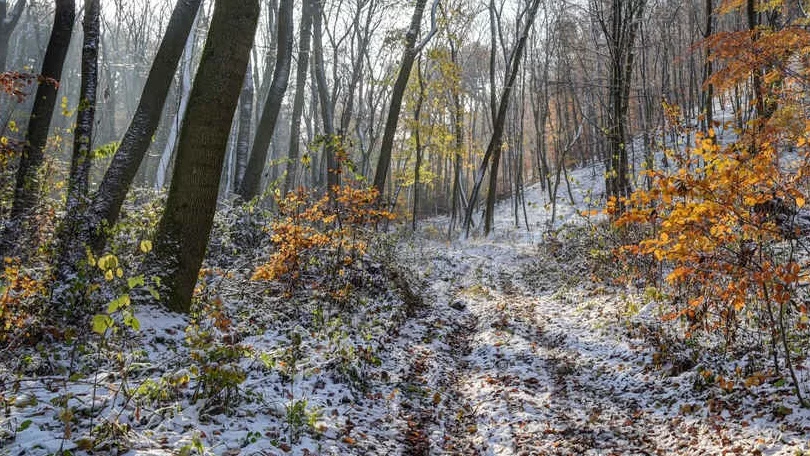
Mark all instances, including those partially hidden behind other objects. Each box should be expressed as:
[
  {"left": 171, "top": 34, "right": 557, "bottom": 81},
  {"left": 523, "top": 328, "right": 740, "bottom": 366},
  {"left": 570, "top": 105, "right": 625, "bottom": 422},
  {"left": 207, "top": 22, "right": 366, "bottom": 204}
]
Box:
[{"left": 2, "top": 0, "right": 810, "bottom": 454}]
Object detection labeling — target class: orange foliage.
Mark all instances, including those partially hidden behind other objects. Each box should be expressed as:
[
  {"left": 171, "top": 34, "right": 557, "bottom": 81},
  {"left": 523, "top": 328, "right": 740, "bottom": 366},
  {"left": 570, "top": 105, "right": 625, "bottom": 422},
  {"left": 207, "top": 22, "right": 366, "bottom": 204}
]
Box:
[
  {"left": 252, "top": 185, "right": 395, "bottom": 301},
  {"left": 0, "top": 258, "right": 47, "bottom": 342},
  {"left": 613, "top": 4, "right": 810, "bottom": 341}
]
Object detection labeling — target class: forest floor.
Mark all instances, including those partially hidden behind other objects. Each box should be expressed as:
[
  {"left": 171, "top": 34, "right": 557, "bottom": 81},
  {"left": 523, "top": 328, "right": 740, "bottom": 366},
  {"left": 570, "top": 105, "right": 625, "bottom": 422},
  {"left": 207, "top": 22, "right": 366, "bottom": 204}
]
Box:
[{"left": 3, "top": 160, "right": 810, "bottom": 455}]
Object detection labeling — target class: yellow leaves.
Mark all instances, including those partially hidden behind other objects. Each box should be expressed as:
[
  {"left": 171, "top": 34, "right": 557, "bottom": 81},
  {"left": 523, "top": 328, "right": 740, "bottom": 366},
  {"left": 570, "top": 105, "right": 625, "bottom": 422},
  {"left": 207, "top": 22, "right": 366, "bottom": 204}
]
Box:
[{"left": 139, "top": 240, "right": 153, "bottom": 253}]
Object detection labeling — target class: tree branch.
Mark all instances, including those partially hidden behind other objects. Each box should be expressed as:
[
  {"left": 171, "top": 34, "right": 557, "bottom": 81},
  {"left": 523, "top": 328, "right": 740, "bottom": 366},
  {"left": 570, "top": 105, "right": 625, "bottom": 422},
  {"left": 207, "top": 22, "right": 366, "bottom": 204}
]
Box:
[{"left": 414, "top": 0, "right": 440, "bottom": 53}]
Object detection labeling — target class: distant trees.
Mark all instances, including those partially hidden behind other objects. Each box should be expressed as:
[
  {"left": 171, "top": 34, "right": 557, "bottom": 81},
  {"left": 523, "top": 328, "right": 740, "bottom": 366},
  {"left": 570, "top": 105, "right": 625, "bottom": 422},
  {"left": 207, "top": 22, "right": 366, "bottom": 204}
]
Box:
[
  {"left": 239, "top": 0, "right": 292, "bottom": 201},
  {"left": 0, "top": 0, "right": 751, "bottom": 319},
  {"left": 0, "top": 0, "right": 25, "bottom": 71},
  {"left": 463, "top": 0, "right": 541, "bottom": 236},
  {"left": 592, "top": 0, "right": 646, "bottom": 201}
]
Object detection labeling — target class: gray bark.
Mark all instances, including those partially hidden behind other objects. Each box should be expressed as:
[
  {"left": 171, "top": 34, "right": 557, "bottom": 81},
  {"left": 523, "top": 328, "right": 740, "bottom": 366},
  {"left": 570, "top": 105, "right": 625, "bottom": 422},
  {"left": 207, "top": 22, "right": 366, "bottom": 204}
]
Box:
[
  {"left": 234, "top": 58, "right": 254, "bottom": 190},
  {"left": 0, "top": 0, "right": 25, "bottom": 71},
  {"left": 281, "top": 0, "right": 313, "bottom": 195}
]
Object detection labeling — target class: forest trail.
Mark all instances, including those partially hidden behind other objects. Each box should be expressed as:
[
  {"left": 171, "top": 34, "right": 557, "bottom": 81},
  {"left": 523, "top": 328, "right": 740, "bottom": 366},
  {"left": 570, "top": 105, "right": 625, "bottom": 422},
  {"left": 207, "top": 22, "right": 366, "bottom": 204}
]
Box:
[{"left": 394, "top": 225, "right": 809, "bottom": 455}]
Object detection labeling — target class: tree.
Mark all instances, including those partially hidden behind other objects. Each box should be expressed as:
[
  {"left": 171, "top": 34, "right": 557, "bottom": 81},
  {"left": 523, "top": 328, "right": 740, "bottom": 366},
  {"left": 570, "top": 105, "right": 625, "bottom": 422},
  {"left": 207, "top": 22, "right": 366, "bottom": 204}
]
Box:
[
  {"left": 88, "top": 0, "right": 203, "bottom": 252},
  {"left": 311, "top": 0, "right": 339, "bottom": 193},
  {"left": 238, "top": 0, "right": 293, "bottom": 201},
  {"left": 2, "top": 0, "right": 74, "bottom": 255},
  {"left": 462, "top": 0, "right": 541, "bottom": 237},
  {"left": 593, "top": 0, "right": 646, "bottom": 201},
  {"left": 0, "top": 0, "right": 25, "bottom": 71},
  {"left": 51, "top": 0, "right": 101, "bottom": 308},
  {"left": 371, "top": 0, "right": 438, "bottom": 197},
  {"left": 147, "top": 0, "right": 259, "bottom": 313},
  {"left": 281, "top": 0, "right": 313, "bottom": 195},
  {"left": 233, "top": 59, "right": 254, "bottom": 190}
]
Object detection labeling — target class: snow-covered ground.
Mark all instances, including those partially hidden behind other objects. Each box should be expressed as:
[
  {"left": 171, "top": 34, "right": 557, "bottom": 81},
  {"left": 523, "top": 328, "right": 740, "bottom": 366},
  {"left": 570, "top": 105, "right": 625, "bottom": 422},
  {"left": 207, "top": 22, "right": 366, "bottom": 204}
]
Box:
[{"left": 3, "top": 151, "right": 810, "bottom": 455}]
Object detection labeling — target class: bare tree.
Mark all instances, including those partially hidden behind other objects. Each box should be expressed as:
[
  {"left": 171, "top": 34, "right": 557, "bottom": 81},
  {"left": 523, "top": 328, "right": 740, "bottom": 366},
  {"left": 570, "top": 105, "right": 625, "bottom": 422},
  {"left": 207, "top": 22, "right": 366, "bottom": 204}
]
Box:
[
  {"left": 371, "top": 0, "right": 438, "bottom": 197},
  {"left": 234, "top": 58, "right": 254, "bottom": 190},
  {"left": 238, "top": 0, "right": 293, "bottom": 201},
  {"left": 281, "top": 0, "right": 313, "bottom": 195},
  {"left": 592, "top": 0, "right": 646, "bottom": 201},
  {"left": 311, "top": 0, "right": 339, "bottom": 193},
  {"left": 52, "top": 0, "right": 101, "bottom": 309}
]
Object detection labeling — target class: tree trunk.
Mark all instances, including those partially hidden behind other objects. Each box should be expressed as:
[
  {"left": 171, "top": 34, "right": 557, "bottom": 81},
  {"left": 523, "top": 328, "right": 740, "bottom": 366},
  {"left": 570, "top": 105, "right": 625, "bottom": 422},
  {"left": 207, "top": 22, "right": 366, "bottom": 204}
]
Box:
[
  {"left": 147, "top": 0, "right": 259, "bottom": 313},
  {"left": 238, "top": 0, "right": 293, "bottom": 200},
  {"left": 155, "top": 15, "right": 197, "bottom": 190},
  {"left": 464, "top": 0, "right": 540, "bottom": 237},
  {"left": 2, "top": 0, "right": 74, "bottom": 255},
  {"left": 448, "top": 39, "right": 464, "bottom": 236},
  {"left": 0, "top": 0, "right": 25, "bottom": 71},
  {"left": 601, "top": 0, "right": 645, "bottom": 203},
  {"left": 412, "top": 57, "right": 425, "bottom": 231},
  {"left": 234, "top": 58, "right": 254, "bottom": 190},
  {"left": 51, "top": 0, "right": 101, "bottom": 310},
  {"left": 280, "top": 0, "right": 312, "bottom": 195},
  {"left": 87, "top": 0, "right": 203, "bottom": 253},
  {"left": 311, "top": 0, "right": 339, "bottom": 194},
  {"left": 372, "top": 0, "right": 430, "bottom": 197}
]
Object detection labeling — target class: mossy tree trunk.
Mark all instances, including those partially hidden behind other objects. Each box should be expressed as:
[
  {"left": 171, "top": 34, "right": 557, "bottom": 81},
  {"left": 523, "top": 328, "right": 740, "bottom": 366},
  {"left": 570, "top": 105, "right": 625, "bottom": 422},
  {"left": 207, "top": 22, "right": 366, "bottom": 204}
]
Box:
[{"left": 148, "top": 0, "right": 260, "bottom": 313}]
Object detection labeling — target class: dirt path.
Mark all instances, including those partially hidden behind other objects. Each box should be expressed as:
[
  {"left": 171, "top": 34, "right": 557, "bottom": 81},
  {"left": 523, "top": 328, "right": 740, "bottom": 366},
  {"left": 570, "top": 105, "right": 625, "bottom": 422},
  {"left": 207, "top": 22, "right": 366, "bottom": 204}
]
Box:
[{"left": 396, "top": 235, "right": 809, "bottom": 456}]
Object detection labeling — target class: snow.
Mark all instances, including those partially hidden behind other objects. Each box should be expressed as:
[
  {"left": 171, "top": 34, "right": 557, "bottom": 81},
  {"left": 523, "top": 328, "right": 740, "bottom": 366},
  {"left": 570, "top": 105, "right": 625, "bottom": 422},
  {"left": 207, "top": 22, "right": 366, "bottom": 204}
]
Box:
[{"left": 3, "top": 145, "right": 810, "bottom": 455}]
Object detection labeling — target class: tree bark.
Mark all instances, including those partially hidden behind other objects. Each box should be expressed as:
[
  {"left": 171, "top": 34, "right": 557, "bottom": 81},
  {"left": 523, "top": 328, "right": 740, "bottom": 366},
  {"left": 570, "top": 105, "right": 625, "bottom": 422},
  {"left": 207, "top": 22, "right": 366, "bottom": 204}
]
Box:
[
  {"left": 3, "top": 0, "right": 74, "bottom": 255},
  {"left": 238, "top": 0, "right": 293, "bottom": 200},
  {"left": 234, "top": 58, "right": 254, "bottom": 190},
  {"left": 51, "top": 0, "right": 101, "bottom": 310},
  {"left": 148, "top": 0, "right": 259, "bottom": 313},
  {"left": 311, "top": 0, "right": 339, "bottom": 194},
  {"left": 412, "top": 57, "right": 425, "bottom": 231},
  {"left": 87, "top": 0, "right": 203, "bottom": 252},
  {"left": 155, "top": 14, "right": 198, "bottom": 190},
  {"left": 372, "top": 0, "right": 434, "bottom": 196}
]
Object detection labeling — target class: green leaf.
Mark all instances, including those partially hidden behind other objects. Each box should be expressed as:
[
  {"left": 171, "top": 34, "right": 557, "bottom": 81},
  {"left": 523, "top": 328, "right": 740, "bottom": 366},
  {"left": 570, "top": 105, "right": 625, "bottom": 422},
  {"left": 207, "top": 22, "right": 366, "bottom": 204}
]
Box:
[
  {"left": 92, "top": 314, "right": 114, "bottom": 334},
  {"left": 123, "top": 312, "right": 140, "bottom": 331},
  {"left": 106, "top": 294, "right": 131, "bottom": 314},
  {"left": 90, "top": 141, "right": 120, "bottom": 160},
  {"left": 127, "top": 275, "right": 145, "bottom": 289},
  {"left": 17, "top": 419, "right": 32, "bottom": 431}
]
